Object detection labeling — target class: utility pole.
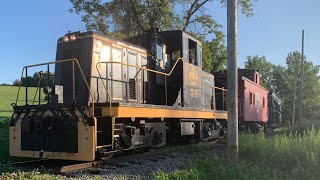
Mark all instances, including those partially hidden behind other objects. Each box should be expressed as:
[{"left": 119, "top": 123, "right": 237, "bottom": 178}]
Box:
[
  {"left": 292, "top": 79, "right": 296, "bottom": 126},
  {"left": 299, "top": 30, "right": 304, "bottom": 122},
  {"left": 227, "top": 0, "right": 238, "bottom": 163}
]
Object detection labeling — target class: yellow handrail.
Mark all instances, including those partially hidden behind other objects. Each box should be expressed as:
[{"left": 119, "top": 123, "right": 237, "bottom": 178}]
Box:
[
  {"left": 96, "top": 57, "right": 183, "bottom": 77},
  {"left": 212, "top": 86, "right": 228, "bottom": 92},
  {"left": 94, "top": 57, "right": 227, "bottom": 113},
  {"left": 95, "top": 57, "right": 183, "bottom": 117},
  {"left": 15, "top": 58, "right": 95, "bottom": 117}
]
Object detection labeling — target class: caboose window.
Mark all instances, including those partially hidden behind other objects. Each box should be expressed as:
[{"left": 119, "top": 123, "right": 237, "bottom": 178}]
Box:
[
  {"left": 263, "top": 97, "right": 265, "bottom": 108},
  {"left": 249, "top": 92, "right": 253, "bottom": 104}
]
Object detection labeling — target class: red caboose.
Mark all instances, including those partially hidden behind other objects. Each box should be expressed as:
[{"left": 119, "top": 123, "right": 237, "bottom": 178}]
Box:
[{"left": 213, "top": 69, "right": 269, "bottom": 131}]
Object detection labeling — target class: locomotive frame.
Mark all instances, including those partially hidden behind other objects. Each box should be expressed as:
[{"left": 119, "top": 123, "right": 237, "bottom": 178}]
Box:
[{"left": 10, "top": 30, "right": 228, "bottom": 161}]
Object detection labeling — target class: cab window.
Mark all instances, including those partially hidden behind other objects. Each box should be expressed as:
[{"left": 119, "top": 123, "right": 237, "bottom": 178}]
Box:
[
  {"left": 156, "top": 40, "right": 163, "bottom": 60},
  {"left": 188, "top": 39, "right": 197, "bottom": 65},
  {"left": 183, "top": 37, "right": 188, "bottom": 61},
  {"left": 197, "top": 44, "right": 202, "bottom": 68}
]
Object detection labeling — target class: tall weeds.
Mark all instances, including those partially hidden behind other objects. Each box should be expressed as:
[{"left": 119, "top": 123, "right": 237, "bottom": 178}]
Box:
[
  {"left": 240, "top": 125, "right": 320, "bottom": 179},
  {"left": 154, "top": 125, "right": 320, "bottom": 180}
]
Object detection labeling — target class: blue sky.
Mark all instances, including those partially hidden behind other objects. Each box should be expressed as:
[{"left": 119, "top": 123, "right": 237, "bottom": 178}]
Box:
[{"left": 0, "top": 0, "right": 319, "bottom": 83}]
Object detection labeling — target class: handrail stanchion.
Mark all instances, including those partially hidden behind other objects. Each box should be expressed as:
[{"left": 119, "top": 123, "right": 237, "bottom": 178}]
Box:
[
  {"left": 211, "top": 86, "right": 228, "bottom": 111},
  {"left": 15, "top": 69, "right": 25, "bottom": 105},
  {"left": 106, "top": 63, "right": 109, "bottom": 102},
  {"left": 142, "top": 69, "right": 145, "bottom": 104},
  {"left": 39, "top": 72, "right": 41, "bottom": 105},
  {"left": 96, "top": 77, "right": 99, "bottom": 102},
  {"left": 223, "top": 91, "right": 226, "bottom": 111},
  {"left": 16, "top": 58, "right": 95, "bottom": 117},
  {"left": 126, "top": 74, "right": 128, "bottom": 102},
  {"left": 72, "top": 61, "right": 75, "bottom": 102},
  {"left": 212, "top": 87, "right": 214, "bottom": 110},
  {"left": 47, "top": 64, "right": 50, "bottom": 104},
  {"left": 165, "top": 76, "right": 167, "bottom": 105},
  {"left": 95, "top": 58, "right": 183, "bottom": 117},
  {"left": 25, "top": 67, "right": 28, "bottom": 105}
]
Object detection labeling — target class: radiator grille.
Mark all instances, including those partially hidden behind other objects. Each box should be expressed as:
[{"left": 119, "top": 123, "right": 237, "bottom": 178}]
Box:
[
  {"left": 144, "top": 82, "right": 148, "bottom": 102},
  {"left": 129, "top": 78, "right": 136, "bottom": 100},
  {"left": 60, "top": 48, "right": 81, "bottom": 96}
]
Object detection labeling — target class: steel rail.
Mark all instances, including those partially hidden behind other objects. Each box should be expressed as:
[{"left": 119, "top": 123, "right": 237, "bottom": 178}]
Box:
[{"left": 59, "top": 138, "right": 221, "bottom": 173}]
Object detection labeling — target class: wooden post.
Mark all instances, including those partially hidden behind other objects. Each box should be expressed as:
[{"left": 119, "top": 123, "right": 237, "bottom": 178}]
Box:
[
  {"left": 292, "top": 79, "right": 296, "bottom": 125},
  {"left": 299, "top": 30, "right": 304, "bottom": 122},
  {"left": 227, "top": 0, "right": 238, "bottom": 163}
]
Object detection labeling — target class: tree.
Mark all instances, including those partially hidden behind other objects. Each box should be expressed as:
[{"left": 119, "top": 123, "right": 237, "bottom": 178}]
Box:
[
  {"left": 244, "top": 55, "right": 275, "bottom": 90},
  {"left": 69, "top": 0, "right": 178, "bottom": 38},
  {"left": 244, "top": 52, "right": 320, "bottom": 123},
  {"left": 13, "top": 72, "right": 54, "bottom": 87},
  {"left": 69, "top": 0, "right": 256, "bottom": 37},
  {"left": 0, "top": 83, "right": 11, "bottom": 86},
  {"left": 69, "top": 0, "right": 257, "bottom": 70},
  {"left": 282, "top": 51, "right": 320, "bottom": 122},
  {"left": 201, "top": 31, "right": 227, "bottom": 72}
]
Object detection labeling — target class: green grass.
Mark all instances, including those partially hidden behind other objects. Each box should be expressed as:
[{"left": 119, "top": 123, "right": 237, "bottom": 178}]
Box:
[
  {"left": 0, "top": 86, "right": 19, "bottom": 118},
  {"left": 154, "top": 125, "right": 320, "bottom": 180},
  {"left": 1, "top": 85, "right": 320, "bottom": 179},
  {"left": 153, "top": 153, "right": 282, "bottom": 180},
  {"left": 0, "top": 86, "right": 44, "bottom": 163},
  {"left": 0, "top": 86, "right": 18, "bottom": 163},
  {"left": 0, "top": 118, "right": 9, "bottom": 163},
  {"left": 0, "top": 86, "right": 44, "bottom": 117},
  {"left": 241, "top": 127, "right": 320, "bottom": 179},
  {"left": 0, "top": 171, "right": 72, "bottom": 180}
]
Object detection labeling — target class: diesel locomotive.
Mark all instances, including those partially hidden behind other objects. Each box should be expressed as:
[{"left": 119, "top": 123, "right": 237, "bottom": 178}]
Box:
[{"left": 10, "top": 29, "right": 228, "bottom": 161}]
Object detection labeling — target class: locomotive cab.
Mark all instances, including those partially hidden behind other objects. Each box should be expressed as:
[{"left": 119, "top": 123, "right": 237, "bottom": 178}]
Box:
[{"left": 125, "top": 29, "right": 214, "bottom": 109}]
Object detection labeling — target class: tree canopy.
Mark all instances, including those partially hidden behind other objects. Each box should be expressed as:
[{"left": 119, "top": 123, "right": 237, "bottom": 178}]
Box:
[
  {"left": 245, "top": 55, "right": 275, "bottom": 90},
  {"left": 245, "top": 52, "right": 320, "bottom": 124},
  {"left": 69, "top": 0, "right": 257, "bottom": 72},
  {"left": 13, "top": 72, "right": 54, "bottom": 87}
]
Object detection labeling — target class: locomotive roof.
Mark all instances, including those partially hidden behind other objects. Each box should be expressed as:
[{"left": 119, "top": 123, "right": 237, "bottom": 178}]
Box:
[
  {"left": 158, "top": 30, "right": 202, "bottom": 45},
  {"left": 124, "top": 29, "right": 202, "bottom": 45},
  {"left": 57, "top": 31, "right": 147, "bottom": 53}
]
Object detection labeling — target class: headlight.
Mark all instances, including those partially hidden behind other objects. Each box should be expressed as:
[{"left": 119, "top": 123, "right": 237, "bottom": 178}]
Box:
[
  {"left": 70, "top": 34, "right": 77, "bottom": 41},
  {"left": 63, "top": 35, "right": 69, "bottom": 42}
]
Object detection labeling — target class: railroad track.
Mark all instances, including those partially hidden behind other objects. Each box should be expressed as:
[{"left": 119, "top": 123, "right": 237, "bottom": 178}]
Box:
[
  {"left": 60, "top": 146, "right": 176, "bottom": 173},
  {"left": 1, "top": 139, "right": 220, "bottom": 174}
]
